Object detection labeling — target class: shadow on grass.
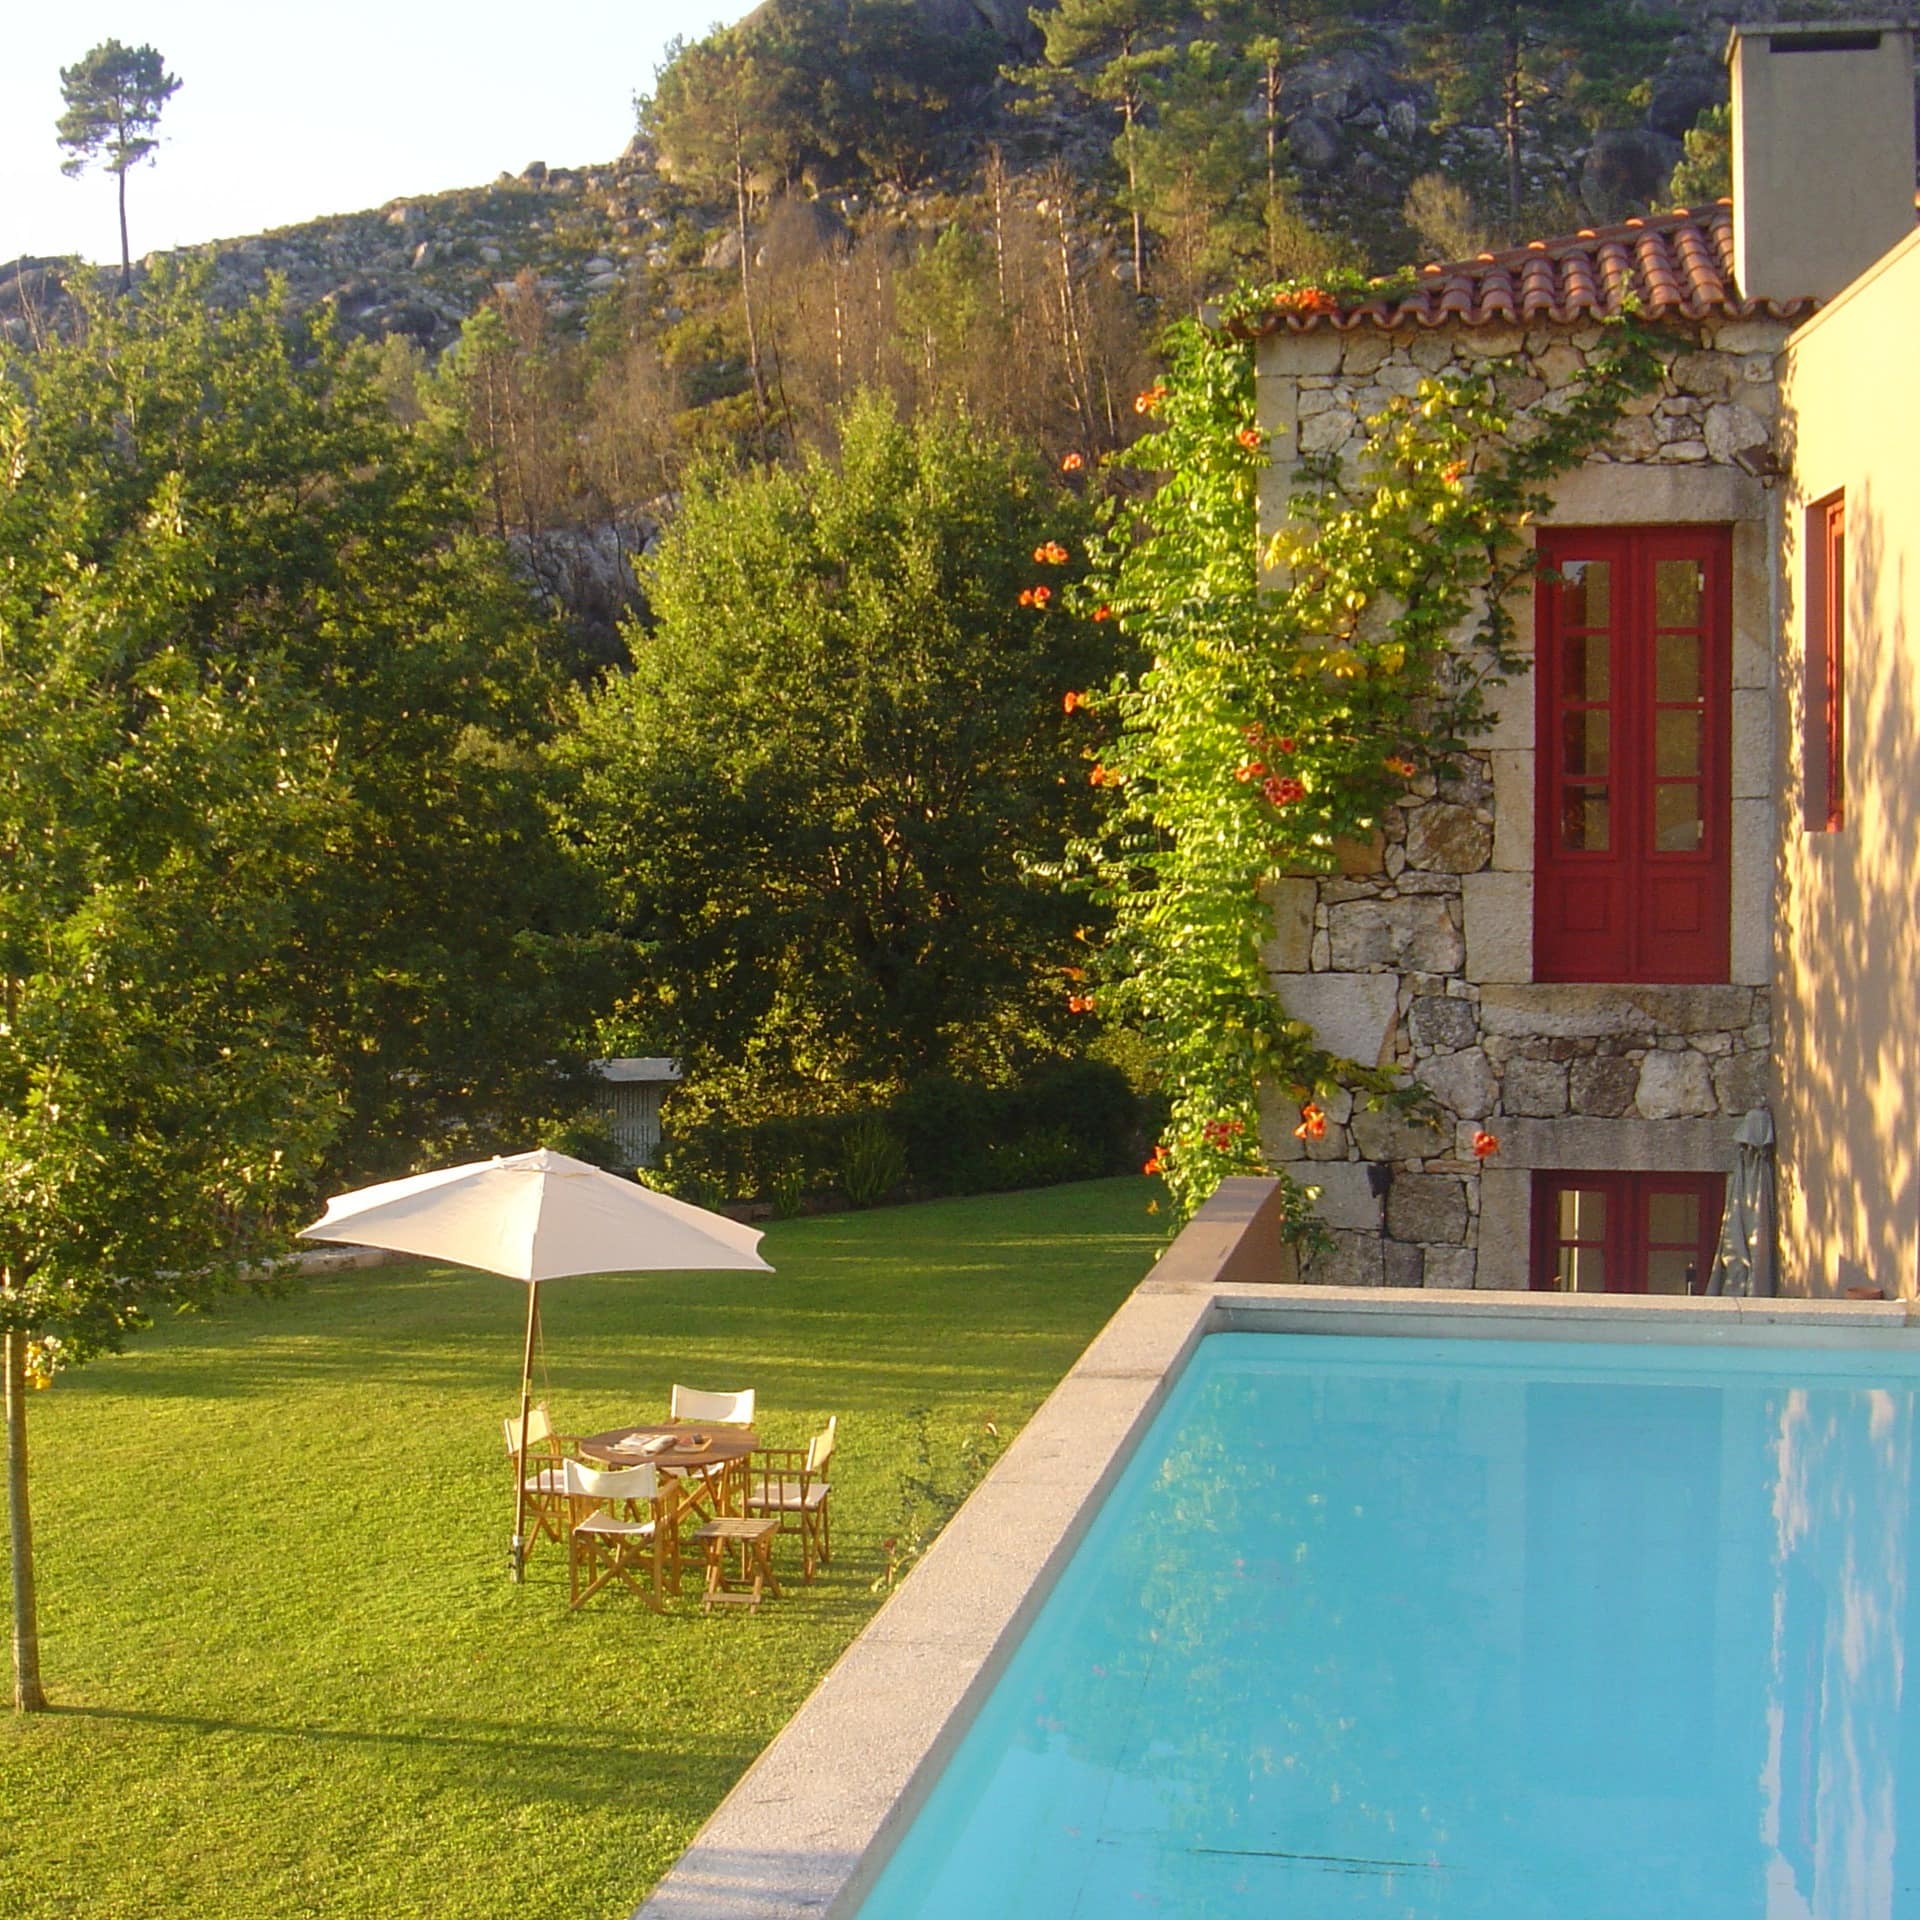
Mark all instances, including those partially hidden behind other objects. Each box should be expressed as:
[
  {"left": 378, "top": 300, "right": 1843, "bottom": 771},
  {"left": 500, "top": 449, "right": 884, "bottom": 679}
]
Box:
[{"left": 39, "top": 1703, "right": 769, "bottom": 1808}]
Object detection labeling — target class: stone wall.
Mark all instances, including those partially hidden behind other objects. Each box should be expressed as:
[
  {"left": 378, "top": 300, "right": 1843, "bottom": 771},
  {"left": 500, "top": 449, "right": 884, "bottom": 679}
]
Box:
[{"left": 1253, "top": 311, "right": 1789, "bottom": 1289}]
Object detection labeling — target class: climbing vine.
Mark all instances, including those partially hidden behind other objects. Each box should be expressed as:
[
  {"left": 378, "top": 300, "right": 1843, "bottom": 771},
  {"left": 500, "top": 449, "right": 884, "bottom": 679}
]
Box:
[{"left": 1063, "top": 292, "right": 1664, "bottom": 1225}]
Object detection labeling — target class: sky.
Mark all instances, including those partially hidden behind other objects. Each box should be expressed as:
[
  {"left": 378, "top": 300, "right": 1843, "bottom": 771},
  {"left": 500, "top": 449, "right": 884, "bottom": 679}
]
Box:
[{"left": 3, "top": 1, "right": 755, "bottom": 267}]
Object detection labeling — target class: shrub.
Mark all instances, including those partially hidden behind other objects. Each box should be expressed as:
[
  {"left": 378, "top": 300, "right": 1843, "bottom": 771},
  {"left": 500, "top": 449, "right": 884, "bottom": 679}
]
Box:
[
  {"left": 840, "top": 1117, "right": 909, "bottom": 1208},
  {"left": 654, "top": 1061, "right": 1151, "bottom": 1207}
]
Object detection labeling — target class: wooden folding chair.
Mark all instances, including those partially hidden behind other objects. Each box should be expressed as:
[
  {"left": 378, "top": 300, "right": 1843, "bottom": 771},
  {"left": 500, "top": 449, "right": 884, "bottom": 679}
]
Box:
[
  {"left": 745, "top": 1416, "right": 836, "bottom": 1583},
  {"left": 502, "top": 1405, "right": 573, "bottom": 1560},
  {"left": 666, "top": 1384, "right": 756, "bottom": 1522},
  {"left": 560, "top": 1458, "right": 678, "bottom": 1611},
  {"left": 669, "top": 1385, "right": 756, "bottom": 1426}
]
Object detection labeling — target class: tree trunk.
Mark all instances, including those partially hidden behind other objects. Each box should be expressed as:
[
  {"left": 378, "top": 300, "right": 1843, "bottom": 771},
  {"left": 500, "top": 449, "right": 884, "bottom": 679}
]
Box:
[
  {"left": 5, "top": 1328, "right": 47, "bottom": 1713},
  {"left": 986, "top": 148, "right": 1009, "bottom": 320},
  {"left": 734, "top": 147, "right": 769, "bottom": 432},
  {"left": 1122, "top": 92, "right": 1146, "bottom": 297},
  {"left": 1503, "top": 26, "right": 1524, "bottom": 236},
  {"left": 1052, "top": 198, "right": 1097, "bottom": 451},
  {"left": 1265, "top": 64, "right": 1281, "bottom": 277},
  {"left": 116, "top": 166, "right": 132, "bottom": 295}
]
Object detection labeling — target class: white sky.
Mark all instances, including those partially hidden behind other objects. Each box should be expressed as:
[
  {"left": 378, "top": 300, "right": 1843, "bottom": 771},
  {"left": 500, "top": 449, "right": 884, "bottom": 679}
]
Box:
[{"left": 2, "top": 2, "right": 754, "bottom": 267}]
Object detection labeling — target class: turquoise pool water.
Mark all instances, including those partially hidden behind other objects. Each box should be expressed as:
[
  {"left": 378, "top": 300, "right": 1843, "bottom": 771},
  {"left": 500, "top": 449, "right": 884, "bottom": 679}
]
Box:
[{"left": 857, "top": 1331, "right": 1920, "bottom": 1919}]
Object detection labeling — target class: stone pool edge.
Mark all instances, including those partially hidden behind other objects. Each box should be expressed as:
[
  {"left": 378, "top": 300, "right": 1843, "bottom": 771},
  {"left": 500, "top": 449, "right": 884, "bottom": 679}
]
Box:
[{"left": 630, "top": 1178, "right": 1916, "bottom": 1920}]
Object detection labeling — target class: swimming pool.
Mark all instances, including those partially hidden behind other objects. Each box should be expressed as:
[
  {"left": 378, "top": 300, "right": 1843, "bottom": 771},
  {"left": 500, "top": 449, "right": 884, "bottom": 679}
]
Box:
[{"left": 855, "top": 1331, "right": 1920, "bottom": 1919}]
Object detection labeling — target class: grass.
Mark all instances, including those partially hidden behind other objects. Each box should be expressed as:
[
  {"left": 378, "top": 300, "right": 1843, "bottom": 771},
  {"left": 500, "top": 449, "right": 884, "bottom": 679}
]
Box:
[{"left": 0, "top": 1177, "right": 1162, "bottom": 1919}]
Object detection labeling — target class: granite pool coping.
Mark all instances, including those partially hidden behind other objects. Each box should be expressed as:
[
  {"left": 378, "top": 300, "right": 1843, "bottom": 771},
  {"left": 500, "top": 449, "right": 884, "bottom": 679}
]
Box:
[{"left": 631, "top": 1178, "right": 1917, "bottom": 1920}]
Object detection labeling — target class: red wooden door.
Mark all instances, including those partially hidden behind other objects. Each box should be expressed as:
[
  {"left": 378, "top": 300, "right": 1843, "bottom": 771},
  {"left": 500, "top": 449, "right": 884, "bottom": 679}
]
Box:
[
  {"left": 1535, "top": 528, "right": 1731, "bottom": 982},
  {"left": 1531, "top": 1172, "right": 1727, "bottom": 1294}
]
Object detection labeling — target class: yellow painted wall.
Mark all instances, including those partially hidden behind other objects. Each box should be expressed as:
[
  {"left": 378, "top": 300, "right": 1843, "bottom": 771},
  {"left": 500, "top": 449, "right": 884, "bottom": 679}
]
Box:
[{"left": 1776, "top": 228, "right": 1920, "bottom": 1297}]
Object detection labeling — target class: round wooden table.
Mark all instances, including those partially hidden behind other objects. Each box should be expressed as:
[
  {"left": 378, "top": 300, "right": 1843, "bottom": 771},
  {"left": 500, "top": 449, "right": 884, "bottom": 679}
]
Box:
[{"left": 575, "top": 1424, "right": 758, "bottom": 1520}]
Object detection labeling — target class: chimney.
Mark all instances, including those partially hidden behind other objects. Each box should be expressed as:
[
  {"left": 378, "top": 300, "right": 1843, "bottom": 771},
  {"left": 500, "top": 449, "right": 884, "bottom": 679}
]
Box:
[{"left": 1727, "top": 19, "right": 1916, "bottom": 304}]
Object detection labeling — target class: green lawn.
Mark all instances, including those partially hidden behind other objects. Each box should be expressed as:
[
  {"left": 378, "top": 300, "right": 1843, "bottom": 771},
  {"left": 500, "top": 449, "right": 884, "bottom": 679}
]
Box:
[{"left": 0, "top": 1178, "right": 1160, "bottom": 1919}]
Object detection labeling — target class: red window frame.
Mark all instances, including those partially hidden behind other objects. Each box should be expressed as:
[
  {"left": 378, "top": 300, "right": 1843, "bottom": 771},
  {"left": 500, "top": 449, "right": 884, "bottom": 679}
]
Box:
[
  {"left": 1530, "top": 1171, "right": 1726, "bottom": 1295},
  {"left": 1805, "top": 492, "right": 1845, "bottom": 832},
  {"left": 1534, "top": 528, "right": 1732, "bottom": 983}
]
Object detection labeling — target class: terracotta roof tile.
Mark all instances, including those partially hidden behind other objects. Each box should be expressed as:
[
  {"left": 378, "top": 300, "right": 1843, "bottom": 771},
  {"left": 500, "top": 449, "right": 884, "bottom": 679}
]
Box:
[{"left": 1233, "top": 203, "right": 1817, "bottom": 337}]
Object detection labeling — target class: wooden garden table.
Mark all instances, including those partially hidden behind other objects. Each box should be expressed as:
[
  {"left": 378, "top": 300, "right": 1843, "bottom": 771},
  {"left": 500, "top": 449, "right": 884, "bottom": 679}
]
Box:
[{"left": 575, "top": 1423, "right": 759, "bottom": 1520}]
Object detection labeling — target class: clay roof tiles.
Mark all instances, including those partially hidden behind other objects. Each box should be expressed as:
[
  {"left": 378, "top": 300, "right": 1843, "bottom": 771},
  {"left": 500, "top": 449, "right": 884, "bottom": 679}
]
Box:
[{"left": 1232, "top": 202, "right": 1817, "bottom": 337}]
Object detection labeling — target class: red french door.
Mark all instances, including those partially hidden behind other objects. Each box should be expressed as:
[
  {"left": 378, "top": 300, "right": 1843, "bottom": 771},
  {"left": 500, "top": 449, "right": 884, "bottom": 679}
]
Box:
[
  {"left": 1535, "top": 528, "right": 1732, "bottom": 982},
  {"left": 1531, "top": 1172, "right": 1726, "bottom": 1294}
]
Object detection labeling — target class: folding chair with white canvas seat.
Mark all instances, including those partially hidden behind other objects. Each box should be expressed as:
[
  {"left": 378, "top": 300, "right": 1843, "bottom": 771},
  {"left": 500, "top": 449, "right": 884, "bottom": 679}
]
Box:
[
  {"left": 669, "top": 1385, "right": 755, "bottom": 1426},
  {"left": 502, "top": 1406, "right": 573, "bottom": 1560},
  {"left": 561, "top": 1458, "right": 677, "bottom": 1611},
  {"left": 665, "top": 1384, "right": 756, "bottom": 1521},
  {"left": 746, "top": 1415, "right": 836, "bottom": 1583}
]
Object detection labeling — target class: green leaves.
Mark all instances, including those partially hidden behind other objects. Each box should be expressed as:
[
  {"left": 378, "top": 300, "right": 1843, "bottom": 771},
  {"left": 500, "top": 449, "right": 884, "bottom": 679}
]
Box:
[
  {"left": 54, "top": 39, "right": 179, "bottom": 180},
  {"left": 563, "top": 395, "right": 1128, "bottom": 1115},
  {"left": 0, "top": 265, "right": 612, "bottom": 1345},
  {"left": 1073, "top": 305, "right": 1660, "bottom": 1221}
]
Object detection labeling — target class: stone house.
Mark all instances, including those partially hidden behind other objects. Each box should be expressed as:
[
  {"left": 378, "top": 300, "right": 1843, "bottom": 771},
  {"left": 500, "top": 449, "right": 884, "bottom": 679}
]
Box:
[{"left": 1240, "top": 20, "right": 1918, "bottom": 1297}]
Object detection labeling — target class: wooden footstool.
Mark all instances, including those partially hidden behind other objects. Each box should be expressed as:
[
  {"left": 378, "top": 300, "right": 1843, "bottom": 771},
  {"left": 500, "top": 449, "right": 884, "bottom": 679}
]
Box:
[{"left": 694, "top": 1516, "right": 782, "bottom": 1612}]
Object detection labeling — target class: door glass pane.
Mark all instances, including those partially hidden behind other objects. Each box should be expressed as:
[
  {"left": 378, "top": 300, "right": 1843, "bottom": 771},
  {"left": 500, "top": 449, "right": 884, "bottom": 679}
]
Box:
[
  {"left": 1655, "top": 631, "right": 1702, "bottom": 703},
  {"left": 1552, "top": 1186, "right": 1609, "bottom": 1292},
  {"left": 1556, "top": 1245, "right": 1609, "bottom": 1291},
  {"left": 1560, "top": 786, "right": 1610, "bottom": 850},
  {"left": 1654, "top": 783, "right": 1703, "bottom": 851},
  {"left": 1558, "top": 559, "right": 1610, "bottom": 627},
  {"left": 1562, "top": 710, "right": 1610, "bottom": 775},
  {"left": 1557, "top": 1187, "right": 1607, "bottom": 1238},
  {"left": 1562, "top": 632, "right": 1610, "bottom": 700},
  {"left": 1647, "top": 1191, "right": 1701, "bottom": 1243},
  {"left": 1655, "top": 709, "right": 1703, "bottom": 778},
  {"left": 1654, "top": 558, "right": 1704, "bottom": 628},
  {"left": 1645, "top": 1249, "right": 1700, "bottom": 1295}
]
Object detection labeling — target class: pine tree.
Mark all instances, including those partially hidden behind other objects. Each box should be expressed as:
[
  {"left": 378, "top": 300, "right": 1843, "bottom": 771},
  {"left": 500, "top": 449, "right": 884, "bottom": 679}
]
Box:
[
  {"left": 1668, "top": 102, "right": 1731, "bottom": 207},
  {"left": 1413, "top": 0, "right": 1676, "bottom": 236},
  {"left": 54, "top": 40, "right": 181, "bottom": 293},
  {"left": 644, "top": 31, "right": 784, "bottom": 435},
  {"left": 1201, "top": 0, "right": 1344, "bottom": 276},
  {"left": 1021, "top": 0, "right": 1184, "bottom": 296}
]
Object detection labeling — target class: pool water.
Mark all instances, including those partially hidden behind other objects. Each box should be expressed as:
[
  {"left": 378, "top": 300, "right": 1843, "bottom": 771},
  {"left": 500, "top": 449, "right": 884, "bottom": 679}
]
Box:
[{"left": 856, "top": 1331, "right": 1920, "bottom": 1919}]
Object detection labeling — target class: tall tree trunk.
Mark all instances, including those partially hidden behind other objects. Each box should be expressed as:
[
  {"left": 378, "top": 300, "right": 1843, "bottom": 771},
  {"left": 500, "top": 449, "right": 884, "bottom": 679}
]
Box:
[
  {"left": 831, "top": 250, "right": 848, "bottom": 406},
  {"left": 733, "top": 146, "right": 769, "bottom": 433},
  {"left": 1122, "top": 92, "right": 1146, "bottom": 296},
  {"left": 986, "top": 147, "right": 1009, "bottom": 319},
  {"left": 5, "top": 1327, "right": 47, "bottom": 1713},
  {"left": 1502, "top": 25, "right": 1524, "bottom": 235},
  {"left": 116, "top": 166, "right": 131, "bottom": 295},
  {"left": 1052, "top": 197, "right": 1097, "bottom": 451},
  {"left": 1265, "top": 64, "right": 1281, "bottom": 277}
]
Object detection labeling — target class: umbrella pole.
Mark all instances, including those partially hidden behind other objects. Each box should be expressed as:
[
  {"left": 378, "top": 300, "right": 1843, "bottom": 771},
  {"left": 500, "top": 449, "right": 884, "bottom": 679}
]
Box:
[{"left": 510, "top": 1282, "right": 540, "bottom": 1583}]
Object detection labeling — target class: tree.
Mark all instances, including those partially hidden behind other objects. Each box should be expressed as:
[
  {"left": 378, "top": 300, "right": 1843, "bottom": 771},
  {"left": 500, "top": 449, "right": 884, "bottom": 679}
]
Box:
[
  {"left": 1404, "top": 170, "right": 1490, "bottom": 261},
  {"left": 1412, "top": 0, "right": 1675, "bottom": 236},
  {"left": 644, "top": 30, "right": 783, "bottom": 435},
  {"left": 1668, "top": 102, "right": 1730, "bottom": 206},
  {"left": 1132, "top": 41, "right": 1261, "bottom": 305},
  {"left": 55, "top": 40, "right": 182, "bottom": 293},
  {"left": 1022, "top": 0, "right": 1184, "bottom": 296},
  {"left": 1200, "top": 0, "right": 1344, "bottom": 276},
  {"left": 0, "top": 266, "right": 616, "bottom": 1705},
  {"left": 564, "top": 396, "right": 1127, "bottom": 1113}
]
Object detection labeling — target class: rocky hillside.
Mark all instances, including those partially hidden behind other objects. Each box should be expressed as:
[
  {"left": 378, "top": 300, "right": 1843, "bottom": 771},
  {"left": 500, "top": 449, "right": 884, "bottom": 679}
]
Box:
[{"left": 3, "top": 0, "right": 1868, "bottom": 364}]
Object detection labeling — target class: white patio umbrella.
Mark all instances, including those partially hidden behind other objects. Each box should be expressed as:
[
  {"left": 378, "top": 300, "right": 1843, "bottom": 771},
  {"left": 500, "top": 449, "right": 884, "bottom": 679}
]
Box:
[{"left": 300, "top": 1148, "right": 771, "bottom": 1579}]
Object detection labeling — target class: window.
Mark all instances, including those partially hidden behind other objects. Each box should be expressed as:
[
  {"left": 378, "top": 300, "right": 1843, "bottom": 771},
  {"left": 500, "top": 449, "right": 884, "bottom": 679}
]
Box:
[
  {"left": 1805, "top": 492, "right": 1845, "bottom": 832},
  {"left": 1530, "top": 1172, "right": 1726, "bottom": 1294},
  {"left": 1534, "top": 528, "right": 1732, "bottom": 982}
]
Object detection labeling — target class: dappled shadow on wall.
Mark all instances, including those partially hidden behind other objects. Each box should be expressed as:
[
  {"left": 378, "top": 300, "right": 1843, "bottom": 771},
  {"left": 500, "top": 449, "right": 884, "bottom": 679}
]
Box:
[{"left": 1771, "top": 388, "right": 1920, "bottom": 1295}]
